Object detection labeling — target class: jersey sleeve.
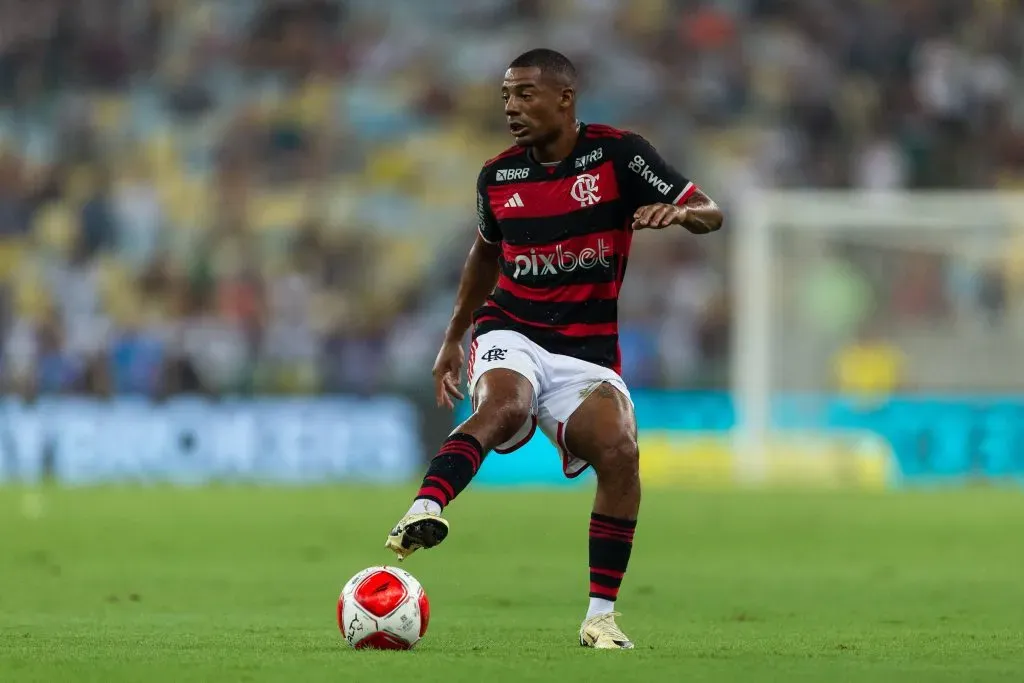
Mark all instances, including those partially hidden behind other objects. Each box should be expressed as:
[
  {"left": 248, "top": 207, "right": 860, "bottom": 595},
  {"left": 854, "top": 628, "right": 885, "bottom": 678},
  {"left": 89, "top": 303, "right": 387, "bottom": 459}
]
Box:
[
  {"left": 618, "top": 133, "right": 697, "bottom": 210},
  {"left": 476, "top": 169, "right": 502, "bottom": 244}
]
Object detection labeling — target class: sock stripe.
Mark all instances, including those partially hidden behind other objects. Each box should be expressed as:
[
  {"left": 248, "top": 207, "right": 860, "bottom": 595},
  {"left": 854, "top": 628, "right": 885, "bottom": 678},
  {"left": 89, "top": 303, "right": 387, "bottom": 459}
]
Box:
[
  {"left": 589, "top": 583, "right": 619, "bottom": 601},
  {"left": 589, "top": 531, "right": 635, "bottom": 544},
  {"left": 589, "top": 573, "right": 622, "bottom": 589},
  {"left": 590, "top": 513, "right": 637, "bottom": 529},
  {"left": 589, "top": 532, "right": 634, "bottom": 545},
  {"left": 438, "top": 442, "right": 478, "bottom": 461},
  {"left": 439, "top": 443, "right": 482, "bottom": 472},
  {"left": 589, "top": 522, "right": 635, "bottom": 542},
  {"left": 416, "top": 486, "right": 450, "bottom": 507},
  {"left": 438, "top": 441, "right": 477, "bottom": 455},
  {"left": 590, "top": 518, "right": 636, "bottom": 533},
  {"left": 425, "top": 475, "right": 455, "bottom": 500},
  {"left": 589, "top": 526, "right": 635, "bottom": 540},
  {"left": 411, "top": 433, "right": 486, "bottom": 514},
  {"left": 590, "top": 567, "right": 625, "bottom": 580},
  {"left": 446, "top": 432, "right": 483, "bottom": 451},
  {"left": 589, "top": 523, "right": 635, "bottom": 538},
  {"left": 588, "top": 513, "right": 636, "bottom": 604}
]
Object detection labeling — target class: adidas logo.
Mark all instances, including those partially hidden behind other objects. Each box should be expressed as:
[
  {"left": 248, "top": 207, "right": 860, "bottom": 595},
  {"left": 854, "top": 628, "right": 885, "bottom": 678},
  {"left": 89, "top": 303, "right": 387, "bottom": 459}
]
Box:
[{"left": 503, "top": 193, "right": 525, "bottom": 208}]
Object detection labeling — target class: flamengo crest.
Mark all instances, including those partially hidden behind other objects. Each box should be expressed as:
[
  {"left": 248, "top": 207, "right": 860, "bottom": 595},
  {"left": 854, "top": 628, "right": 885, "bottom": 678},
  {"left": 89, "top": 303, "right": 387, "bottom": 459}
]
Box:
[
  {"left": 570, "top": 173, "right": 601, "bottom": 207},
  {"left": 481, "top": 347, "right": 507, "bottom": 362}
]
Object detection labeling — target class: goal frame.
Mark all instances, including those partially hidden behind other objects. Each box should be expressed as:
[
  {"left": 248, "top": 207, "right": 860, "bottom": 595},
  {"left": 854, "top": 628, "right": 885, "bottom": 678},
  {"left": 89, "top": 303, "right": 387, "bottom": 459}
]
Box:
[{"left": 730, "top": 190, "right": 1020, "bottom": 484}]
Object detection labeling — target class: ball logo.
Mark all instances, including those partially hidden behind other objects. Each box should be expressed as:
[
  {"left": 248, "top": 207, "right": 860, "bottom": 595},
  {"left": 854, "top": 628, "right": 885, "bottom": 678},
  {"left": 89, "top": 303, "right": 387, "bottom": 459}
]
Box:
[
  {"left": 570, "top": 173, "right": 601, "bottom": 207},
  {"left": 512, "top": 238, "right": 612, "bottom": 279}
]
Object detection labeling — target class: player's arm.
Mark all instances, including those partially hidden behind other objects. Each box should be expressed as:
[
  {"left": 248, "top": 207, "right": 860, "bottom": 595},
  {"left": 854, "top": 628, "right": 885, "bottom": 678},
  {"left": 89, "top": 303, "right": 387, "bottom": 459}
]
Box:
[
  {"left": 433, "top": 171, "right": 502, "bottom": 408},
  {"left": 444, "top": 169, "right": 503, "bottom": 344},
  {"left": 443, "top": 233, "right": 501, "bottom": 345},
  {"left": 619, "top": 134, "right": 723, "bottom": 234}
]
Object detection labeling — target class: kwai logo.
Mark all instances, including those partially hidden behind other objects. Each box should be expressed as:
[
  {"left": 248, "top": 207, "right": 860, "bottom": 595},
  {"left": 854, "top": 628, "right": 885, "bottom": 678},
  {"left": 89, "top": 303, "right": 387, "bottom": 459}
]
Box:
[
  {"left": 512, "top": 239, "right": 613, "bottom": 279},
  {"left": 627, "top": 154, "right": 673, "bottom": 196}
]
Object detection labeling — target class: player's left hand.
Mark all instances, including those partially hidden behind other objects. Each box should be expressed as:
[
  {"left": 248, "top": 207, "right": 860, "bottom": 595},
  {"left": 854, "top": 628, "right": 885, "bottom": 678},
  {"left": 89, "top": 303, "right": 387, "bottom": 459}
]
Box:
[{"left": 632, "top": 203, "right": 687, "bottom": 230}]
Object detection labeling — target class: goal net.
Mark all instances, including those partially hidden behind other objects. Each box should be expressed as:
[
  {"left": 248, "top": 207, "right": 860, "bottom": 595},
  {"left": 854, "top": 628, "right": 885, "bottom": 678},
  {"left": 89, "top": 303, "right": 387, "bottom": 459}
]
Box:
[{"left": 731, "top": 191, "right": 1024, "bottom": 487}]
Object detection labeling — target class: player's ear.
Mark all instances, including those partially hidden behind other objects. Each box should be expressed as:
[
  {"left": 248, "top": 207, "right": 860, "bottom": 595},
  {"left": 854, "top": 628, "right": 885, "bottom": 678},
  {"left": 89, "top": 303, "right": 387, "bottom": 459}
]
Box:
[{"left": 560, "top": 87, "right": 575, "bottom": 111}]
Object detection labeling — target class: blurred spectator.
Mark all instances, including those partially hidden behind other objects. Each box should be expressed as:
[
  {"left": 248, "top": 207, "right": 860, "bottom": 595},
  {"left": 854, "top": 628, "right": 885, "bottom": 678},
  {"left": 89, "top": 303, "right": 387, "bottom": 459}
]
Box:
[
  {"left": 80, "top": 169, "right": 117, "bottom": 258},
  {"left": 34, "top": 308, "right": 85, "bottom": 394},
  {"left": 0, "top": 0, "right": 1020, "bottom": 399},
  {"left": 0, "top": 154, "right": 31, "bottom": 237},
  {"left": 113, "top": 159, "right": 164, "bottom": 272},
  {"left": 108, "top": 311, "right": 166, "bottom": 396},
  {"left": 833, "top": 321, "right": 905, "bottom": 403}
]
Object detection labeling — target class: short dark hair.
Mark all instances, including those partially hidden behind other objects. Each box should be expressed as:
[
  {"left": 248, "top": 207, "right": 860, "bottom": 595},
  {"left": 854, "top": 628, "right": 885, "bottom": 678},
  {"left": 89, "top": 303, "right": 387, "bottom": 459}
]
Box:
[{"left": 508, "top": 49, "right": 577, "bottom": 86}]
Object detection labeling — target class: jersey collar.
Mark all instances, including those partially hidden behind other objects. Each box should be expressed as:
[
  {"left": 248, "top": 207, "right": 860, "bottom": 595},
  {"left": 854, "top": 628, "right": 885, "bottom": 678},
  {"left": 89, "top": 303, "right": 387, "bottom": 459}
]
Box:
[{"left": 527, "top": 120, "right": 585, "bottom": 169}]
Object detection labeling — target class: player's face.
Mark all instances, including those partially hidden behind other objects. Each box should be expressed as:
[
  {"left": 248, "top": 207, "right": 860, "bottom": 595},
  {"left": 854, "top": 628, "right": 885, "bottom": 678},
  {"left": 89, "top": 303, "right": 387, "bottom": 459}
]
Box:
[{"left": 502, "top": 67, "right": 572, "bottom": 147}]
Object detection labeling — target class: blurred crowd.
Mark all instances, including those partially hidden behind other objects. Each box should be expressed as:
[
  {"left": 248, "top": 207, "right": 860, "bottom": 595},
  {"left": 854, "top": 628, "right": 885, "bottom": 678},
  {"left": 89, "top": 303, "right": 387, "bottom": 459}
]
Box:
[{"left": 0, "top": 0, "right": 1021, "bottom": 398}]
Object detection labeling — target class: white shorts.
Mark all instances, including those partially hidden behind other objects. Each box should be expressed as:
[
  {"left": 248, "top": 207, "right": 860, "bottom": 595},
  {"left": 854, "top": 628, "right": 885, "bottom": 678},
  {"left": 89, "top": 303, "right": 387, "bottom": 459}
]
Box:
[{"left": 466, "top": 329, "right": 632, "bottom": 478}]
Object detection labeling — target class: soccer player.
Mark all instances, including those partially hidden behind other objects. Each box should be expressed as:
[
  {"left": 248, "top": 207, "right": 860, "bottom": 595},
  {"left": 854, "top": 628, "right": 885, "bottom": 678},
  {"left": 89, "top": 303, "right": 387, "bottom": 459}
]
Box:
[{"left": 385, "top": 48, "right": 723, "bottom": 649}]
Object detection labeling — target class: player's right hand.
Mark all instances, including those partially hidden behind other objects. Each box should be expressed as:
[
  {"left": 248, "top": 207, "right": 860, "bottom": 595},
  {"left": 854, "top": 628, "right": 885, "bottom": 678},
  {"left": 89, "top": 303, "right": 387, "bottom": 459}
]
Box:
[{"left": 432, "top": 340, "right": 466, "bottom": 409}]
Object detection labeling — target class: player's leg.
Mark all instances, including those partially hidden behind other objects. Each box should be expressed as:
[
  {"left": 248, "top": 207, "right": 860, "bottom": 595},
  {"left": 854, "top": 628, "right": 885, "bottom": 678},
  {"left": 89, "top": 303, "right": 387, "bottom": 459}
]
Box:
[
  {"left": 537, "top": 371, "right": 638, "bottom": 649},
  {"left": 411, "top": 368, "right": 535, "bottom": 514},
  {"left": 386, "top": 333, "right": 540, "bottom": 561},
  {"left": 564, "top": 382, "right": 639, "bottom": 648}
]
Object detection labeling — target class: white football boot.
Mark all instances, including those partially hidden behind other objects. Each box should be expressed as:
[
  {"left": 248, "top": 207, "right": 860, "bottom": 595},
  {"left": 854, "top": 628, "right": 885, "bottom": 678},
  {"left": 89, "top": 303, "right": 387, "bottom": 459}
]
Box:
[
  {"left": 579, "top": 612, "right": 634, "bottom": 649},
  {"left": 384, "top": 513, "right": 450, "bottom": 561}
]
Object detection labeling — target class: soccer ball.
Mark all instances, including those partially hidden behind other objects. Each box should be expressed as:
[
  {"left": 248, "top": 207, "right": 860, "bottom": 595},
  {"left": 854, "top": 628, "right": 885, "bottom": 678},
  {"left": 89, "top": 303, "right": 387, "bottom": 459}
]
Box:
[{"left": 337, "top": 566, "right": 430, "bottom": 650}]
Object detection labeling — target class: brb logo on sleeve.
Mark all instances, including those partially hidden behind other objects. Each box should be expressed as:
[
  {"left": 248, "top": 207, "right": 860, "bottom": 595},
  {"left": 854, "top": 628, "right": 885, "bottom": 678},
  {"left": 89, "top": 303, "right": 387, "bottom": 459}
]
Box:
[
  {"left": 574, "top": 147, "right": 603, "bottom": 169},
  {"left": 512, "top": 239, "right": 612, "bottom": 279},
  {"left": 496, "top": 168, "right": 530, "bottom": 182},
  {"left": 627, "top": 155, "right": 673, "bottom": 196}
]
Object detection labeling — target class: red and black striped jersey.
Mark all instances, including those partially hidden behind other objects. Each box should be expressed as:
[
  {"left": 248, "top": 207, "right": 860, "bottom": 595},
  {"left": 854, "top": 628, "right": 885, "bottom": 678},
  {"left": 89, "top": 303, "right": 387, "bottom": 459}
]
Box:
[{"left": 472, "top": 122, "right": 698, "bottom": 374}]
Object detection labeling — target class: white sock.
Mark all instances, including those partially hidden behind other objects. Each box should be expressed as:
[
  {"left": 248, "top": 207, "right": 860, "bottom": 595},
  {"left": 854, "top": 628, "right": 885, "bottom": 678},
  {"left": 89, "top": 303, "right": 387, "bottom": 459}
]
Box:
[
  {"left": 406, "top": 498, "right": 442, "bottom": 517},
  {"left": 586, "top": 597, "right": 615, "bottom": 620}
]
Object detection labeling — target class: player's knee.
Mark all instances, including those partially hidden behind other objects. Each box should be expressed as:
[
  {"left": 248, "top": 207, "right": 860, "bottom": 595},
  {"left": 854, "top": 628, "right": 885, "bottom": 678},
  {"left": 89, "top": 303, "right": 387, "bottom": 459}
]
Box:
[
  {"left": 473, "top": 395, "right": 532, "bottom": 444},
  {"left": 594, "top": 434, "right": 640, "bottom": 481}
]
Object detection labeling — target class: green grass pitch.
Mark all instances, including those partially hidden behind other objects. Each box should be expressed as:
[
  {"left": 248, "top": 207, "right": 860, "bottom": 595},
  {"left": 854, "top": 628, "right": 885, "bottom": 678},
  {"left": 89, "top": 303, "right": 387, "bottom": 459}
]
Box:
[{"left": 1, "top": 485, "right": 1022, "bottom": 682}]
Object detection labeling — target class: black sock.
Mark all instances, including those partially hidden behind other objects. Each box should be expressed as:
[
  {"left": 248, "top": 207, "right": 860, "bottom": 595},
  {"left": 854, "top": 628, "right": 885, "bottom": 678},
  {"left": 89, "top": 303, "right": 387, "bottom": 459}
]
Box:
[
  {"left": 588, "top": 513, "right": 637, "bottom": 601},
  {"left": 414, "top": 433, "right": 485, "bottom": 509}
]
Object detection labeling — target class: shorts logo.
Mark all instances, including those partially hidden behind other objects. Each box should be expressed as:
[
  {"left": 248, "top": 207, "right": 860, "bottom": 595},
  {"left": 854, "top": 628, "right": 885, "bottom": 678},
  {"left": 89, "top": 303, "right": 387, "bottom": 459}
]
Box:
[
  {"left": 570, "top": 173, "right": 601, "bottom": 207},
  {"left": 481, "top": 347, "right": 507, "bottom": 362},
  {"left": 574, "top": 147, "right": 603, "bottom": 169},
  {"left": 627, "top": 154, "right": 673, "bottom": 195},
  {"left": 496, "top": 168, "right": 529, "bottom": 182}
]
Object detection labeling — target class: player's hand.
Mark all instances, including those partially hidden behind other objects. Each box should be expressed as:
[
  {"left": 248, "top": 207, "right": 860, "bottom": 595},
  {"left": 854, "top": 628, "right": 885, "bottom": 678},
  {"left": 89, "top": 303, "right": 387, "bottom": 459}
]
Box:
[
  {"left": 432, "top": 340, "right": 466, "bottom": 409},
  {"left": 632, "top": 203, "right": 687, "bottom": 230}
]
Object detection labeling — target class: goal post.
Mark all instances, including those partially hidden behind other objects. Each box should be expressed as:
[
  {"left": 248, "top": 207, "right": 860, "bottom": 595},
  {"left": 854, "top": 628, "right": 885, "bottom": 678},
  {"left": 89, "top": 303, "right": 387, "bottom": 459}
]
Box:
[{"left": 730, "top": 190, "right": 1024, "bottom": 486}]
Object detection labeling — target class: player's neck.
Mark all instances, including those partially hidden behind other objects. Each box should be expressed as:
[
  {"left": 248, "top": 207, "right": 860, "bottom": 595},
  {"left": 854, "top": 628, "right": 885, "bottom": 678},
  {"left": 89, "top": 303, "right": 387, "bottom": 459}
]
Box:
[{"left": 530, "top": 120, "right": 581, "bottom": 165}]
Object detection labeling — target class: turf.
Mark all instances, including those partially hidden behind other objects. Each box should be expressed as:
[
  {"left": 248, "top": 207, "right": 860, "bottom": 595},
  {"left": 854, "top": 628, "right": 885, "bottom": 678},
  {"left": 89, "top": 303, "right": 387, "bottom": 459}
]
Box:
[{"left": 1, "top": 485, "right": 1022, "bottom": 682}]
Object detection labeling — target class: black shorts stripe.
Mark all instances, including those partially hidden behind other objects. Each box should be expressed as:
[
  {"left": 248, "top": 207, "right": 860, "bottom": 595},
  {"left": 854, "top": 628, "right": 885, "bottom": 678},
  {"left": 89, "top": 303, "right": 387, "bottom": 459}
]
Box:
[{"left": 492, "top": 289, "right": 618, "bottom": 326}]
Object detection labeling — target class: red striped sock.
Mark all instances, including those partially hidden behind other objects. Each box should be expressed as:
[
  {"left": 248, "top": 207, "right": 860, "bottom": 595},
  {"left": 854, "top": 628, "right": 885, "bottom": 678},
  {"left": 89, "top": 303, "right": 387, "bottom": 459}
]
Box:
[
  {"left": 414, "top": 433, "right": 485, "bottom": 510},
  {"left": 588, "top": 513, "right": 637, "bottom": 602}
]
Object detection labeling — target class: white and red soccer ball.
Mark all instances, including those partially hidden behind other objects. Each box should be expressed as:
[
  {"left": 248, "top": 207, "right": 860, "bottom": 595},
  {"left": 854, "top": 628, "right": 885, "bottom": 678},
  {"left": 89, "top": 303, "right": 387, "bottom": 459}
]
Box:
[{"left": 337, "top": 566, "right": 430, "bottom": 650}]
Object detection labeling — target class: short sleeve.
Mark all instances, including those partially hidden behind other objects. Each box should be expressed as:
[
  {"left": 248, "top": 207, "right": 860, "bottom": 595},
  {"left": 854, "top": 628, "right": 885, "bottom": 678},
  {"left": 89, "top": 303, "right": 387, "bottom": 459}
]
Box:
[
  {"left": 619, "top": 134, "right": 697, "bottom": 210},
  {"left": 476, "top": 169, "right": 502, "bottom": 244}
]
